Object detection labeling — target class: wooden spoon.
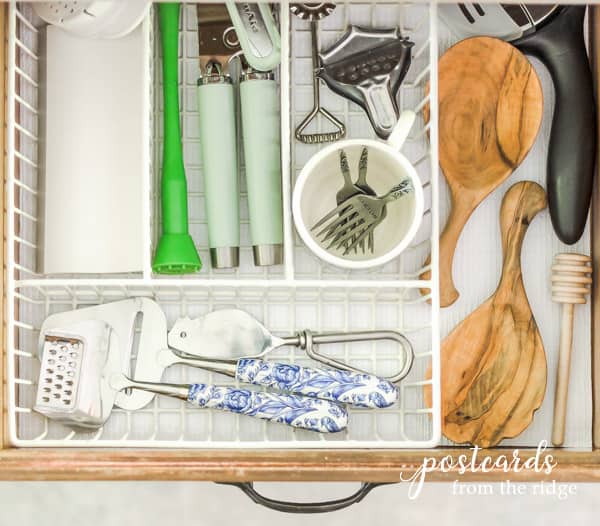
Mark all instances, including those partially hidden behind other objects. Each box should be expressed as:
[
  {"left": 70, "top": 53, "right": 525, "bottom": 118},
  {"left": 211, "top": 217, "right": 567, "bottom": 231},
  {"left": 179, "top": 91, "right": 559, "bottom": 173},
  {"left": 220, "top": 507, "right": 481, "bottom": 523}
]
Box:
[
  {"left": 421, "top": 37, "right": 543, "bottom": 307},
  {"left": 424, "top": 181, "right": 548, "bottom": 447}
]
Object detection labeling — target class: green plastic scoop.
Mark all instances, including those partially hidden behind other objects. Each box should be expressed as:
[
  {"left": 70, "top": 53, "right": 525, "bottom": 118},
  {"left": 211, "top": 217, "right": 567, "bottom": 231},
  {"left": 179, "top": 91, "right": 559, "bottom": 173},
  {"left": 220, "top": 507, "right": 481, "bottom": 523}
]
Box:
[{"left": 152, "top": 3, "right": 202, "bottom": 274}]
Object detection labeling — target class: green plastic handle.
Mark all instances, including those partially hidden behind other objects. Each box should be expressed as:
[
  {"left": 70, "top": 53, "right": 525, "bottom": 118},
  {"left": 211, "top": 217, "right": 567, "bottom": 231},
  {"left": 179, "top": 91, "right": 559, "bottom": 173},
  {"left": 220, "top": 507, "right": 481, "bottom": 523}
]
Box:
[
  {"left": 240, "top": 78, "right": 283, "bottom": 249},
  {"left": 153, "top": 3, "right": 201, "bottom": 274},
  {"left": 197, "top": 82, "right": 240, "bottom": 252}
]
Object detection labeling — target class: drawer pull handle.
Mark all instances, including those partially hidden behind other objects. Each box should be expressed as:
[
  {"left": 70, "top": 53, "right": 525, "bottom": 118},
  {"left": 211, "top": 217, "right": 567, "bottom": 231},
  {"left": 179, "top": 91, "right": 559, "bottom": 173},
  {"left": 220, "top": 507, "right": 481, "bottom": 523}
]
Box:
[{"left": 221, "top": 482, "right": 389, "bottom": 513}]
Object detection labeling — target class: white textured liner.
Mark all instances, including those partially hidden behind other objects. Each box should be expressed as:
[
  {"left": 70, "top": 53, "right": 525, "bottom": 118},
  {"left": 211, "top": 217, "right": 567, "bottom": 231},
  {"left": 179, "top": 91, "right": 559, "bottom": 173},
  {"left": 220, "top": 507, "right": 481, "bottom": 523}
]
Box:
[{"left": 6, "top": 0, "right": 441, "bottom": 449}]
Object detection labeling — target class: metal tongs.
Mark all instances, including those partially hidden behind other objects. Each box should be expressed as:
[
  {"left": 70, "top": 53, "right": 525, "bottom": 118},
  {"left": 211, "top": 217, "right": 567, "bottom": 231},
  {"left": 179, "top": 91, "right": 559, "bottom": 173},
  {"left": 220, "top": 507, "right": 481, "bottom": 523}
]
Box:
[{"left": 168, "top": 310, "right": 414, "bottom": 383}]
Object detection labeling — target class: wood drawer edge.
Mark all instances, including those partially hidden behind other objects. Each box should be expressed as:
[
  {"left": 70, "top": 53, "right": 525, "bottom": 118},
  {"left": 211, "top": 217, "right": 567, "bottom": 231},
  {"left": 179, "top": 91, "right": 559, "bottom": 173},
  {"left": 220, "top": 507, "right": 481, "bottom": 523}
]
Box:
[{"left": 0, "top": 448, "right": 598, "bottom": 482}]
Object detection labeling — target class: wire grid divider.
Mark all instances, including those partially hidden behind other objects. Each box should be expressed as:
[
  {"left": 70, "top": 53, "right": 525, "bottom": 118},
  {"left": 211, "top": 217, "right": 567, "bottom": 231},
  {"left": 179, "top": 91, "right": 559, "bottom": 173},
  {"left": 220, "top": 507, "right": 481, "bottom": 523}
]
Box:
[
  {"left": 5, "top": 0, "right": 441, "bottom": 449},
  {"left": 10, "top": 284, "right": 438, "bottom": 447},
  {"left": 290, "top": 1, "right": 435, "bottom": 283}
]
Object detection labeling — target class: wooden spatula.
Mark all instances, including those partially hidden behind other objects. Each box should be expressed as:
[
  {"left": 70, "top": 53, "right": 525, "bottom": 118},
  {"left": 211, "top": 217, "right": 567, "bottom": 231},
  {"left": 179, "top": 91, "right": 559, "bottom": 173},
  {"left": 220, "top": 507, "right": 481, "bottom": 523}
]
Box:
[
  {"left": 422, "top": 37, "right": 543, "bottom": 307},
  {"left": 425, "top": 181, "right": 547, "bottom": 447}
]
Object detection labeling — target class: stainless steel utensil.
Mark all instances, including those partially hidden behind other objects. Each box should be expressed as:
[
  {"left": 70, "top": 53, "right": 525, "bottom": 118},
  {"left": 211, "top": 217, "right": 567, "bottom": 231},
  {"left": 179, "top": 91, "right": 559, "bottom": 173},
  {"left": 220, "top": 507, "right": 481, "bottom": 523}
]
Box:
[
  {"left": 336, "top": 150, "right": 365, "bottom": 254},
  {"left": 337, "top": 150, "right": 363, "bottom": 205},
  {"left": 313, "top": 179, "right": 414, "bottom": 255},
  {"left": 39, "top": 298, "right": 168, "bottom": 412},
  {"left": 335, "top": 148, "right": 378, "bottom": 254},
  {"left": 354, "top": 147, "right": 379, "bottom": 252},
  {"left": 291, "top": 3, "right": 346, "bottom": 143},
  {"left": 168, "top": 309, "right": 414, "bottom": 384},
  {"left": 34, "top": 322, "right": 348, "bottom": 433},
  {"left": 318, "top": 26, "right": 414, "bottom": 139}
]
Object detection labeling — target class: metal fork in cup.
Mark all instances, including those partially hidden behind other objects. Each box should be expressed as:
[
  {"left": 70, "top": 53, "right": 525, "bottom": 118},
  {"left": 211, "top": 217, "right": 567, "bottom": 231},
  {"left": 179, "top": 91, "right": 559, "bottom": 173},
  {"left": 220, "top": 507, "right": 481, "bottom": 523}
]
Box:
[
  {"left": 354, "top": 147, "right": 379, "bottom": 253},
  {"left": 312, "top": 179, "right": 414, "bottom": 255},
  {"left": 336, "top": 149, "right": 365, "bottom": 253}
]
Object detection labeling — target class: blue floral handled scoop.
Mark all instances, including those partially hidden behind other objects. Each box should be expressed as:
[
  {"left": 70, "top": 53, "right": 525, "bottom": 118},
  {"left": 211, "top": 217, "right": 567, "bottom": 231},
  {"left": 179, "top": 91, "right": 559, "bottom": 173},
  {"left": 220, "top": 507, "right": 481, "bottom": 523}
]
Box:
[
  {"left": 163, "top": 312, "right": 402, "bottom": 409},
  {"left": 167, "top": 310, "right": 413, "bottom": 385}
]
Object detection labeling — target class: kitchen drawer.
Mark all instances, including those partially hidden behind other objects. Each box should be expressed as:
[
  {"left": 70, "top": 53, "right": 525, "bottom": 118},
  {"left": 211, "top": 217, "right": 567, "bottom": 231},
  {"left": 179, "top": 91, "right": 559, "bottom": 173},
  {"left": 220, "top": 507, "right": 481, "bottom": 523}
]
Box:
[{"left": 1, "top": 0, "right": 600, "bottom": 490}]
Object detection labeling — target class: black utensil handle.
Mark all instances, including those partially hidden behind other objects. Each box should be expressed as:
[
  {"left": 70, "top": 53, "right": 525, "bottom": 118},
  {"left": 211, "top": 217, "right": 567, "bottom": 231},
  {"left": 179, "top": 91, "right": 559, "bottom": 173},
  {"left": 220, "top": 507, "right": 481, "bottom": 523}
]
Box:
[
  {"left": 220, "top": 482, "right": 389, "bottom": 513},
  {"left": 514, "top": 5, "right": 597, "bottom": 245}
]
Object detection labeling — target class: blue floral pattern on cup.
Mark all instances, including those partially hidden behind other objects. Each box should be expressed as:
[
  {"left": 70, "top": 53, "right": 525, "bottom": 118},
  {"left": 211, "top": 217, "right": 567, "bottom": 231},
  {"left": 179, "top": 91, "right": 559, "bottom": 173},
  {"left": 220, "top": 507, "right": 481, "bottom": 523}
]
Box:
[
  {"left": 235, "top": 358, "right": 398, "bottom": 408},
  {"left": 187, "top": 384, "right": 348, "bottom": 433}
]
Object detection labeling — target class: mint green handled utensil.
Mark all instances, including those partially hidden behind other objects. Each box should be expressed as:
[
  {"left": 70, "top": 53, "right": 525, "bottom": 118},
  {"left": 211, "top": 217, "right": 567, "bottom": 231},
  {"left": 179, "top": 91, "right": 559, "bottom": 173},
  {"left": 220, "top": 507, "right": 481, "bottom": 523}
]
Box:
[
  {"left": 153, "top": 3, "right": 202, "bottom": 274},
  {"left": 197, "top": 64, "right": 240, "bottom": 269},
  {"left": 240, "top": 71, "right": 284, "bottom": 265}
]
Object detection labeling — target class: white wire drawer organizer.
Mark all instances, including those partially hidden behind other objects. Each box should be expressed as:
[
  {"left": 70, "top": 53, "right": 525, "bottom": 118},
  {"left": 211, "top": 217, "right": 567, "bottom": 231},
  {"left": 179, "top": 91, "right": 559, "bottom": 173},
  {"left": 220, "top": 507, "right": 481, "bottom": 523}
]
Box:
[{"left": 6, "top": 1, "right": 441, "bottom": 448}]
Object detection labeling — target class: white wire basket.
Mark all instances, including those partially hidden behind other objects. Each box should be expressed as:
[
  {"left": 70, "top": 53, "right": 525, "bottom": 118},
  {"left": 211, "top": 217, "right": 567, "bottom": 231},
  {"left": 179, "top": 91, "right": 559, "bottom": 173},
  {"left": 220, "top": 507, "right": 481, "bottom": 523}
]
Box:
[{"left": 6, "top": 0, "right": 441, "bottom": 448}]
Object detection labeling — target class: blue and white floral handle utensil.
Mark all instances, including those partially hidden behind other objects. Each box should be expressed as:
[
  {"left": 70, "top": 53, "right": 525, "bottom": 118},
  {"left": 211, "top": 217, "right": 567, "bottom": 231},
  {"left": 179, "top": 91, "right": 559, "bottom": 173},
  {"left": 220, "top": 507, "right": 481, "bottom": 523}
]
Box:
[
  {"left": 111, "top": 375, "right": 347, "bottom": 433},
  {"left": 163, "top": 309, "right": 414, "bottom": 408}
]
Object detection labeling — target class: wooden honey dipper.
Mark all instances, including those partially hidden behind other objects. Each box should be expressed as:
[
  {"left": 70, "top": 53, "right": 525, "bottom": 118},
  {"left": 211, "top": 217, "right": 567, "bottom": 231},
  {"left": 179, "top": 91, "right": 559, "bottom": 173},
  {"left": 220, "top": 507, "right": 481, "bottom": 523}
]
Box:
[{"left": 551, "top": 253, "right": 592, "bottom": 446}]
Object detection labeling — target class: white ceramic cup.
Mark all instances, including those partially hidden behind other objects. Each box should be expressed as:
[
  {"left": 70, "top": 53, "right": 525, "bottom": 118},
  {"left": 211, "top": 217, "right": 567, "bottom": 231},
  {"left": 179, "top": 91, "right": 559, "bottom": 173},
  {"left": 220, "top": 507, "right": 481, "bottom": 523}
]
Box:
[{"left": 292, "top": 111, "right": 424, "bottom": 270}]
